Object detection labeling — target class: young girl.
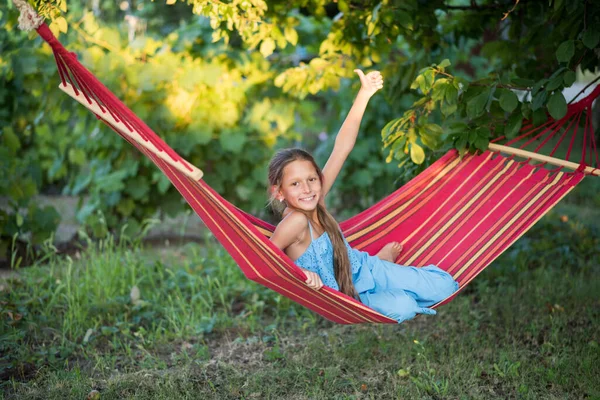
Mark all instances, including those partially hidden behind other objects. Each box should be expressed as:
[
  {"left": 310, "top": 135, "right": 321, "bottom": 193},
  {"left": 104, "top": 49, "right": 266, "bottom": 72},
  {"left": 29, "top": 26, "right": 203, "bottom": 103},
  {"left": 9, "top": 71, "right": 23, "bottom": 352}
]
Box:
[{"left": 268, "top": 70, "right": 458, "bottom": 323}]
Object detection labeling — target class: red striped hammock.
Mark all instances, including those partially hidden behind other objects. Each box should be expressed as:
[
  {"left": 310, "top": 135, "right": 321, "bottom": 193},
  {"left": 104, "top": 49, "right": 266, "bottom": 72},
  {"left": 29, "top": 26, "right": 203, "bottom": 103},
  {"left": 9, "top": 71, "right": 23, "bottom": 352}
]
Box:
[{"left": 23, "top": 17, "right": 599, "bottom": 324}]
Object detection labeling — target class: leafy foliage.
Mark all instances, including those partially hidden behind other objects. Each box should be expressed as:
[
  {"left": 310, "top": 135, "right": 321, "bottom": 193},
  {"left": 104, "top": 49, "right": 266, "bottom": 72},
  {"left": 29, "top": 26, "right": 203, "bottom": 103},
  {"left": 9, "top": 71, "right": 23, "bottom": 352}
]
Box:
[
  {"left": 186, "top": 0, "right": 600, "bottom": 216},
  {"left": 1, "top": 3, "right": 306, "bottom": 250},
  {"left": 1, "top": 11, "right": 65, "bottom": 255}
]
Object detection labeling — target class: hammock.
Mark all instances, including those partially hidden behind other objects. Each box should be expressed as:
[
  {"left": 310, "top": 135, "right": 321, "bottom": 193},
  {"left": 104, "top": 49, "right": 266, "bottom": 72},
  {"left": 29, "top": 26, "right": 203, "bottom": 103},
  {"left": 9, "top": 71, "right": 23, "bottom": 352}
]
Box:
[{"left": 16, "top": 4, "right": 599, "bottom": 324}]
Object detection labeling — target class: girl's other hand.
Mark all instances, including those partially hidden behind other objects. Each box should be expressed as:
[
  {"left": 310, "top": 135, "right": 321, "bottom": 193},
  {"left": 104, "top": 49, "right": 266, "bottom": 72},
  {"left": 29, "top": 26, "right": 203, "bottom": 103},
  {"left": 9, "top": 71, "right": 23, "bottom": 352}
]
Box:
[
  {"left": 302, "top": 269, "right": 324, "bottom": 290},
  {"left": 354, "top": 69, "right": 384, "bottom": 97}
]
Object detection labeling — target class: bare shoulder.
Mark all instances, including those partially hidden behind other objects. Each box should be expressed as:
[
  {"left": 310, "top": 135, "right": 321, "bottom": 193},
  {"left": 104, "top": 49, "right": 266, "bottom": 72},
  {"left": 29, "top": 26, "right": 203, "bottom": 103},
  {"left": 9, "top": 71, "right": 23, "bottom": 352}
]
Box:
[
  {"left": 270, "top": 212, "right": 309, "bottom": 251},
  {"left": 277, "top": 211, "right": 309, "bottom": 237}
]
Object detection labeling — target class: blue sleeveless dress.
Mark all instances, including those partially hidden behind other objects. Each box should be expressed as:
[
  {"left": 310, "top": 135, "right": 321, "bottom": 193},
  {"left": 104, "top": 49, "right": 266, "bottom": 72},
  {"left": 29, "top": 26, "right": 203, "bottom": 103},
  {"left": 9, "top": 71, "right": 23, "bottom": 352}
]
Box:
[{"left": 295, "top": 222, "right": 459, "bottom": 323}]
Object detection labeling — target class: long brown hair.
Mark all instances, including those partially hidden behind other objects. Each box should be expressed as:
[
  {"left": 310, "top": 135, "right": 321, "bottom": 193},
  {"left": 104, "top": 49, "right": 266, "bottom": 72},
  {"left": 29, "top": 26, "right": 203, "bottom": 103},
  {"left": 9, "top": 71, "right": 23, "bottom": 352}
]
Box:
[{"left": 268, "top": 148, "right": 358, "bottom": 299}]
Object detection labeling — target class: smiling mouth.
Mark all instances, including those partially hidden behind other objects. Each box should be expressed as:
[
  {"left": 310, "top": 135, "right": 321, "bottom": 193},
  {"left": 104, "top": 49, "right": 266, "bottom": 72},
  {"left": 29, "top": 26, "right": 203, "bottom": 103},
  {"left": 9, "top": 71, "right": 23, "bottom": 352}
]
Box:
[{"left": 300, "top": 195, "right": 316, "bottom": 202}]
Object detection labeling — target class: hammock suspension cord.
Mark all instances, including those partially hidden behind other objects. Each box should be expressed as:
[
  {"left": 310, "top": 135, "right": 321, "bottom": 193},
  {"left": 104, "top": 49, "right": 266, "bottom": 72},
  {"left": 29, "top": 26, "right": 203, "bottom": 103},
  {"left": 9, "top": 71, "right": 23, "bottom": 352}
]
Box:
[{"left": 12, "top": 3, "right": 599, "bottom": 325}]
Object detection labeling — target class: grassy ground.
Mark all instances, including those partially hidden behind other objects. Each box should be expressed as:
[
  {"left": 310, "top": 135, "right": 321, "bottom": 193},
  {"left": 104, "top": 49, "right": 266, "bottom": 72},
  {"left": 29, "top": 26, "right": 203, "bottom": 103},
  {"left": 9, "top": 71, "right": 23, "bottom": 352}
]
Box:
[{"left": 1, "top": 178, "right": 599, "bottom": 399}]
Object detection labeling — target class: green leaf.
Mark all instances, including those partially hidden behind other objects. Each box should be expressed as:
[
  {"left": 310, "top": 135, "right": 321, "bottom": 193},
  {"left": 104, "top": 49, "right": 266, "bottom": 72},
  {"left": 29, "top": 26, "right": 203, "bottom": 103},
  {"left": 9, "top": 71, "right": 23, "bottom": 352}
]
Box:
[
  {"left": 122, "top": 219, "right": 141, "bottom": 238},
  {"left": 512, "top": 78, "right": 535, "bottom": 87},
  {"left": 422, "top": 123, "right": 443, "bottom": 137},
  {"left": 532, "top": 90, "right": 548, "bottom": 111},
  {"left": 352, "top": 169, "right": 373, "bottom": 187},
  {"left": 499, "top": 90, "right": 518, "bottom": 112},
  {"left": 445, "top": 84, "right": 458, "bottom": 103},
  {"left": 372, "top": 3, "right": 382, "bottom": 21},
  {"left": 271, "top": 26, "right": 286, "bottom": 48},
  {"left": 95, "top": 170, "right": 127, "bottom": 193},
  {"left": 420, "top": 124, "right": 443, "bottom": 150},
  {"left": 48, "top": 156, "right": 65, "bottom": 181},
  {"left": 76, "top": 200, "right": 99, "bottom": 224},
  {"left": 116, "top": 198, "right": 136, "bottom": 217},
  {"left": 284, "top": 27, "right": 298, "bottom": 46},
  {"left": 235, "top": 184, "right": 253, "bottom": 200},
  {"left": 22, "top": 178, "right": 37, "bottom": 199},
  {"left": 475, "top": 127, "right": 491, "bottom": 138},
  {"left": 468, "top": 129, "right": 478, "bottom": 143},
  {"left": 545, "top": 73, "right": 565, "bottom": 92},
  {"left": 411, "top": 97, "right": 429, "bottom": 108},
  {"left": 338, "top": 0, "right": 349, "bottom": 12},
  {"left": 259, "top": 38, "right": 276, "bottom": 57},
  {"left": 467, "top": 92, "right": 488, "bottom": 119},
  {"left": 274, "top": 72, "right": 286, "bottom": 88},
  {"left": 396, "top": 11, "right": 413, "bottom": 29},
  {"left": 556, "top": 40, "right": 575, "bottom": 63},
  {"left": 431, "top": 79, "right": 448, "bottom": 101},
  {"left": 547, "top": 92, "right": 567, "bottom": 120},
  {"left": 71, "top": 173, "right": 92, "bottom": 195},
  {"left": 309, "top": 58, "right": 328, "bottom": 70},
  {"left": 99, "top": 28, "right": 121, "bottom": 49},
  {"left": 367, "top": 20, "right": 376, "bottom": 36},
  {"left": 437, "top": 59, "right": 451, "bottom": 69},
  {"left": 410, "top": 75, "right": 423, "bottom": 91},
  {"left": 219, "top": 130, "right": 247, "bottom": 153},
  {"left": 531, "top": 79, "right": 547, "bottom": 97},
  {"left": 521, "top": 102, "right": 532, "bottom": 120},
  {"left": 412, "top": 69, "right": 435, "bottom": 94},
  {"left": 422, "top": 69, "right": 435, "bottom": 94},
  {"left": 410, "top": 142, "right": 425, "bottom": 164},
  {"left": 16, "top": 213, "right": 24, "bottom": 228},
  {"left": 2, "top": 127, "right": 20, "bottom": 154},
  {"left": 56, "top": 17, "right": 68, "bottom": 33},
  {"left": 188, "top": 121, "right": 213, "bottom": 145},
  {"left": 448, "top": 122, "right": 468, "bottom": 136},
  {"left": 441, "top": 101, "right": 457, "bottom": 117},
  {"left": 495, "top": 124, "right": 505, "bottom": 137},
  {"left": 29, "top": 205, "right": 60, "bottom": 236},
  {"left": 162, "top": 194, "right": 183, "bottom": 217},
  {"left": 532, "top": 108, "right": 548, "bottom": 127},
  {"left": 381, "top": 117, "right": 403, "bottom": 139},
  {"left": 397, "top": 369, "right": 410, "bottom": 378},
  {"left": 68, "top": 148, "right": 87, "bottom": 166},
  {"left": 582, "top": 29, "right": 600, "bottom": 49},
  {"left": 506, "top": 112, "right": 523, "bottom": 139},
  {"left": 474, "top": 136, "right": 489, "bottom": 151},
  {"left": 454, "top": 134, "right": 467, "bottom": 151},
  {"left": 49, "top": 21, "right": 61, "bottom": 38},
  {"left": 125, "top": 177, "right": 150, "bottom": 200},
  {"left": 563, "top": 70, "right": 576, "bottom": 86}
]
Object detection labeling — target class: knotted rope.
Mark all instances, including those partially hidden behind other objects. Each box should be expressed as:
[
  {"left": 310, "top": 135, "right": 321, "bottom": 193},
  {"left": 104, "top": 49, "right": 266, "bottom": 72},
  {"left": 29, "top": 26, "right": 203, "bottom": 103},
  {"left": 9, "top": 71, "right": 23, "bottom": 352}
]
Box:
[{"left": 13, "top": 0, "right": 44, "bottom": 31}]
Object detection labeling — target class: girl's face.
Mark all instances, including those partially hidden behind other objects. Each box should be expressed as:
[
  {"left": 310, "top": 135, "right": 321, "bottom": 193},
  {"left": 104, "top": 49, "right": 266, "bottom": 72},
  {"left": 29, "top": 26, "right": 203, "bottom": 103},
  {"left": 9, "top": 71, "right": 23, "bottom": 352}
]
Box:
[{"left": 275, "top": 160, "right": 322, "bottom": 212}]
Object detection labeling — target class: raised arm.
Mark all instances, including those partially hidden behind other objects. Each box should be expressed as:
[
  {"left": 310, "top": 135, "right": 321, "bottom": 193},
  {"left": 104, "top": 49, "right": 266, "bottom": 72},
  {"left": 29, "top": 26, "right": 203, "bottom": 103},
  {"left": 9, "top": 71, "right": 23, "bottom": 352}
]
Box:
[{"left": 321, "top": 70, "right": 384, "bottom": 197}]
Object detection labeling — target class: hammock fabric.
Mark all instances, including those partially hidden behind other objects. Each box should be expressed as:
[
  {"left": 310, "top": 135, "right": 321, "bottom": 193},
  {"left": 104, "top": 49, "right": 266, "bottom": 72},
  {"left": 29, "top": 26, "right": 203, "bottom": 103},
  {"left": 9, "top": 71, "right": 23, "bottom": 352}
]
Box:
[{"left": 27, "top": 20, "right": 599, "bottom": 324}]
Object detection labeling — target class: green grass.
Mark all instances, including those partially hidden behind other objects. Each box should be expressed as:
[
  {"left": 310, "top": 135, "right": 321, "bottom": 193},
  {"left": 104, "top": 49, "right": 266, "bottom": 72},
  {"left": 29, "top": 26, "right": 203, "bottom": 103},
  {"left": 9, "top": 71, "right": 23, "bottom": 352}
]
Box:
[{"left": 1, "top": 178, "right": 599, "bottom": 399}]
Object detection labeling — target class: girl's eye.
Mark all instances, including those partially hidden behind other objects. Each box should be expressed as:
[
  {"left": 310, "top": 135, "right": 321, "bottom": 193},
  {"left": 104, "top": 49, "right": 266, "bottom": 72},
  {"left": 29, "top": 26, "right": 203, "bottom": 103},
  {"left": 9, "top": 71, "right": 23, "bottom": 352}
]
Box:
[
  {"left": 309, "top": 178, "right": 317, "bottom": 182},
  {"left": 292, "top": 182, "right": 299, "bottom": 186}
]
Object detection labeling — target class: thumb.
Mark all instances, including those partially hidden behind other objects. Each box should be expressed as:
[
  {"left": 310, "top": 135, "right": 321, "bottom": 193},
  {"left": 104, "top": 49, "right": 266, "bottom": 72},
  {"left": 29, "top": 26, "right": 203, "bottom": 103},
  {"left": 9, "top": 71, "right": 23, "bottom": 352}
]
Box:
[{"left": 353, "top": 69, "right": 366, "bottom": 79}]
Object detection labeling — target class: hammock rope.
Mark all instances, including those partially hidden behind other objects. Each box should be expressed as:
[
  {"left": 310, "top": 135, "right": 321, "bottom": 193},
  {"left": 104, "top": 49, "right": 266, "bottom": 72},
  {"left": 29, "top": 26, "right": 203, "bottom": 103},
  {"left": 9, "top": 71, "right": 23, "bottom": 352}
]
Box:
[
  {"left": 15, "top": 5, "right": 599, "bottom": 324},
  {"left": 489, "top": 83, "right": 600, "bottom": 176}
]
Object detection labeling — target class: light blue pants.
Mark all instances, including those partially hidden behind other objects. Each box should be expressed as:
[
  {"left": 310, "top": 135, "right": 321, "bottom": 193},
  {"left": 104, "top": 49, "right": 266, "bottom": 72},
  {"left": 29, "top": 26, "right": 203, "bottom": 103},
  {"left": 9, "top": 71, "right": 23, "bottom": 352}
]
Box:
[{"left": 358, "top": 260, "right": 459, "bottom": 324}]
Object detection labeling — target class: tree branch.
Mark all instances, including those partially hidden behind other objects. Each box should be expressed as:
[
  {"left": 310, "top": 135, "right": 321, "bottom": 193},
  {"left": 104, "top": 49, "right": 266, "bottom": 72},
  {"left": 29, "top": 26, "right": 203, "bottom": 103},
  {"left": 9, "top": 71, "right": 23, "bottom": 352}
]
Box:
[
  {"left": 501, "top": 0, "right": 520, "bottom": 21},
  {"left": 444, "top": 0, "right": 528, "bottom": 12},
  {"left": 71, "top": 20, "right": 119, "bottom": 53},
  {"left": 568, "top": 75, "right": 600, "bottom": 105}
]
